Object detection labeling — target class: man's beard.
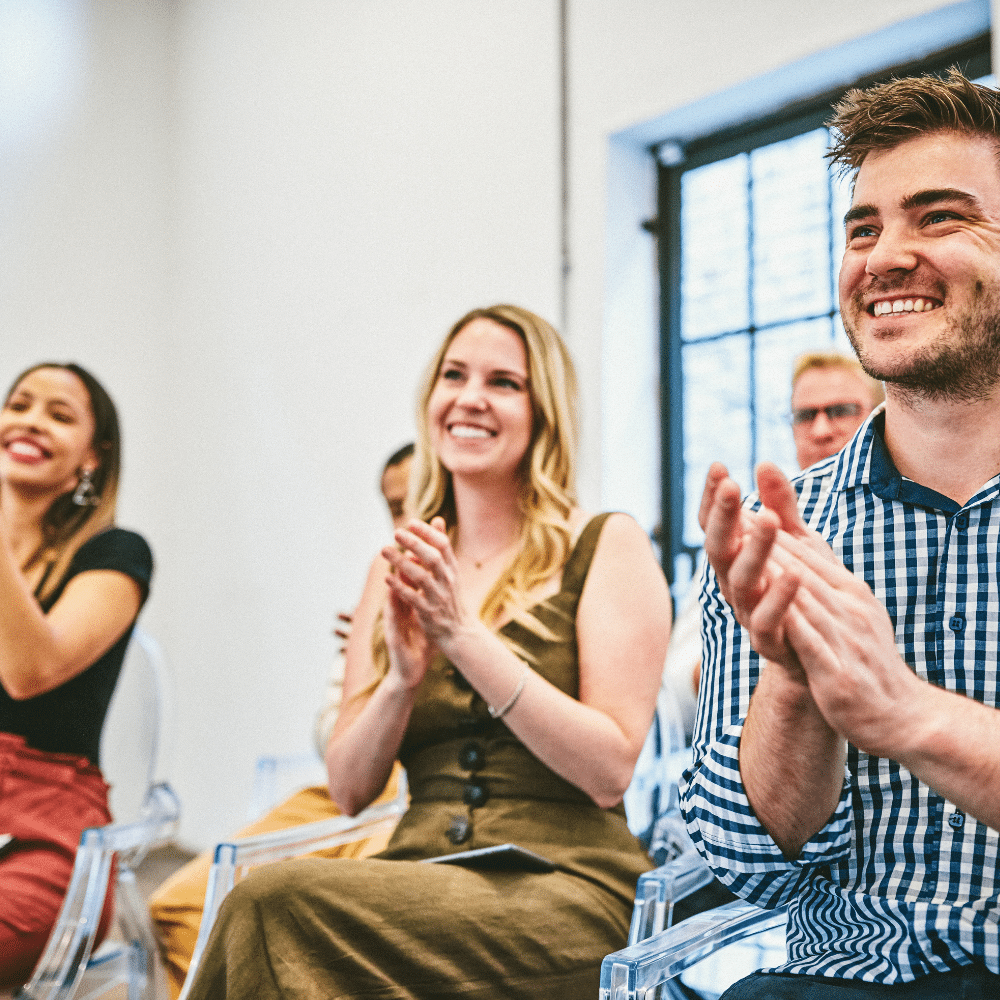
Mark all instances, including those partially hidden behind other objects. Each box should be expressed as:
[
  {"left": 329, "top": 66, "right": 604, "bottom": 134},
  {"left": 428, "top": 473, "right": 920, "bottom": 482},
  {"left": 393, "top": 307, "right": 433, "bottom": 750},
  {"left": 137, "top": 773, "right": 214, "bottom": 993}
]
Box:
[{"left": 844, "top": 279, "right": 1000, "bottom": 404}]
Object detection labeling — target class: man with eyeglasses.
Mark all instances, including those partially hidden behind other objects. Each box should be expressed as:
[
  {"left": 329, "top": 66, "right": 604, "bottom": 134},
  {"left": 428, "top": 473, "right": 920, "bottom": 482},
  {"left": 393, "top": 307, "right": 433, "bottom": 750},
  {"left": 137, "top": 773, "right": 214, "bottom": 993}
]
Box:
[{"left": 789, "top": 353, "right": 883, "bottom": 471}]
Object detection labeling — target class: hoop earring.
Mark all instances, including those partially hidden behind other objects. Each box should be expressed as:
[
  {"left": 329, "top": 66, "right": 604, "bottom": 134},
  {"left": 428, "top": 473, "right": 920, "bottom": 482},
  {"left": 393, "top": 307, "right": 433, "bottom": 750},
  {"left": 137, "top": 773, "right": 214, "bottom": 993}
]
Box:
[{"left": 72, "top": 469, "right": 100, "bottom": 507}]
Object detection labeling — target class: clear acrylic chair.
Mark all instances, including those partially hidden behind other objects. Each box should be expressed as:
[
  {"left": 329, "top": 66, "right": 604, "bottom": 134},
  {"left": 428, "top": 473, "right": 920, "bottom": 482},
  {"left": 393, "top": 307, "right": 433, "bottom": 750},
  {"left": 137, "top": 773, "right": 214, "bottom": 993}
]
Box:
[
  {"left": 624, "top": 673, "right": 691, "bottom": 855},
  {"left": 245, "top": 750, "right": 328, "bottom": 823},
  {"left": 17, "top": 628, "right": 181, "bottom": 1000},
  {"left": 608, "top": 675, "right": 788, "bottom": 1000},
  {"left": 603, "top": 845, "right": 787, "bottom": 1000},
  {"left": 176, "top": 772, "right": 408, "bottom": 1000},
  {"left": 175, "top": 679, "right": 704, "bottom": 998}
]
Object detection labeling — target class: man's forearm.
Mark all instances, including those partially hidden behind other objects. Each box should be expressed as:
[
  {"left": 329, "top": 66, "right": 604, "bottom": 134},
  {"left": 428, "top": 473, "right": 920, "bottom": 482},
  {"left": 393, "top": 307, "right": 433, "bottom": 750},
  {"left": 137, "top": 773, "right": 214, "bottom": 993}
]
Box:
[
  {"left": 740, "top": 663, "right": 846, "bottom": 858},
  {"left": 893, "top": 683, "right": 1000, "bottom": 833}
]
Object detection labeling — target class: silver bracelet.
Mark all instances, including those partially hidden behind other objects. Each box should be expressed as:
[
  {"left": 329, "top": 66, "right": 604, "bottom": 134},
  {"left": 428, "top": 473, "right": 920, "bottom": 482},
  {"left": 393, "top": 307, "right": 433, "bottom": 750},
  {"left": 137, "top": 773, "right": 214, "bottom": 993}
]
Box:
[{"left": 488, "top": 666, "right": 530, "bottom": 719}]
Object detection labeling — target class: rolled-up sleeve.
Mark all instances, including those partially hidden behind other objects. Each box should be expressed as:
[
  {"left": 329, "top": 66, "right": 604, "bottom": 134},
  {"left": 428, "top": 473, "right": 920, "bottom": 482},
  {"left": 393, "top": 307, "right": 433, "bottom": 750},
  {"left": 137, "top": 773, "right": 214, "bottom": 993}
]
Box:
[{"left": 679, "top": 561, "right": 854, "bottom": 910}]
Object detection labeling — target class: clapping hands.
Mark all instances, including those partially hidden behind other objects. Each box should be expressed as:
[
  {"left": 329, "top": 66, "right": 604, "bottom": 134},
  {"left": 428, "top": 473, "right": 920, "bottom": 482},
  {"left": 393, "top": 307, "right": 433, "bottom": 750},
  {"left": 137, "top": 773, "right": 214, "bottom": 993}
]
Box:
[
  {"left": 381, "top": 516, "right": 470, "bottom": 688},
  {"left": 701, "top": 461, "right": 922, "bottom": 757}
]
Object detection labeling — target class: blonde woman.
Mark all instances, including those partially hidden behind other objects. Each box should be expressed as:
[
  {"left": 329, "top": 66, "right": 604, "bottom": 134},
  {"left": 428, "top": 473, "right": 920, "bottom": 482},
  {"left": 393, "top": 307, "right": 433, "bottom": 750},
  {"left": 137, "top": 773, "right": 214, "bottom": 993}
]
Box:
[
  {"left": 186, "top": 305, "right": 671, "bottom": 999},
  {"left": 0, "top": 363, "right": 152, "bottom": 990}
]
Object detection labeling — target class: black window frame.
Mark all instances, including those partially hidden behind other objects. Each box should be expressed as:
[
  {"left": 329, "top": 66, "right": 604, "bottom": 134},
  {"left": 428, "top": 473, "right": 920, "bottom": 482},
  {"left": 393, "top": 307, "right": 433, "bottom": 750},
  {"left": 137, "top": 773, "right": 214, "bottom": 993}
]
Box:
[{"left": 655, "top": 34, "right": 992, "bottom": 588}]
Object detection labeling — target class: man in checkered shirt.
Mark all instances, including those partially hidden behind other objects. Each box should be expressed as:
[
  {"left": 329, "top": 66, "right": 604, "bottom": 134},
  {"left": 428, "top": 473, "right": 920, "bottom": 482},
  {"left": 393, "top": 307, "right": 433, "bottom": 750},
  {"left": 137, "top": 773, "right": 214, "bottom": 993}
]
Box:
[{"left": 681, "top": 70, "right": 1000, "bottom": 998}]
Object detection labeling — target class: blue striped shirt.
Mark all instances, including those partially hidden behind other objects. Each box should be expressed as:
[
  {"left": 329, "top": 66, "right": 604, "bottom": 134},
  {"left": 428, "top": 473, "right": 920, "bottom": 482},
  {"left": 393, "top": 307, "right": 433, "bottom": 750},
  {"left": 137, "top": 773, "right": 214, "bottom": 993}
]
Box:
[{"left": 680, "top": 409, "right": 1000, "bottom": 983}]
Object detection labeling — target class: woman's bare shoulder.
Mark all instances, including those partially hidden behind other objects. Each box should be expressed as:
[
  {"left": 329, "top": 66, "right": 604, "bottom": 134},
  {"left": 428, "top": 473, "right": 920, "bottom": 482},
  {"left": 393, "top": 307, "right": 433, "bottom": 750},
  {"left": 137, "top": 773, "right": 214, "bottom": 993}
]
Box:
[{"left": 569, "top": 509, "right": 648, "bottom": 549}]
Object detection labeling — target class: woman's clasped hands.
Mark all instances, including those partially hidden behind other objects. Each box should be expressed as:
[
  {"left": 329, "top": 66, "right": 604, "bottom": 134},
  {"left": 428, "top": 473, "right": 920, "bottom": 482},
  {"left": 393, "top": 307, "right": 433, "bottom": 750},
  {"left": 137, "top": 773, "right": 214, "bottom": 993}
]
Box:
[{"left": 381, "top": 516, "right": 472, "bottom": 687}]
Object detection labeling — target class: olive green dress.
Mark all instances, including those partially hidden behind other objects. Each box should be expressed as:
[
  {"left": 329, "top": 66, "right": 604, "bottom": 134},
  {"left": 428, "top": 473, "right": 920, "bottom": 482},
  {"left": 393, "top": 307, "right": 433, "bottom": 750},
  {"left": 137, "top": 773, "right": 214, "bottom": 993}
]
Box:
[{"left": 186, "top": 514, "right": 652, "bottom": 1000}]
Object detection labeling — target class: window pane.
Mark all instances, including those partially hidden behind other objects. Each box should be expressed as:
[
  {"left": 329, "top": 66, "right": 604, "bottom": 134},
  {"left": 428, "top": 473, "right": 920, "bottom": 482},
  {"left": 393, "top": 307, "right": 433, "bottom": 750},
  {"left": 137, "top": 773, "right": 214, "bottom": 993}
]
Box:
[
  {"left": 751, "top": 129, "right": 833, "bottom": 327},
  {"left": 682, "top": 335, "right": 751, "bottom": 548},
  {"left": 832, "top": 311, "right": 853, "bottom": 355},
  {"left": 681, "top": 155, "right": 749, "bottom": 341}
]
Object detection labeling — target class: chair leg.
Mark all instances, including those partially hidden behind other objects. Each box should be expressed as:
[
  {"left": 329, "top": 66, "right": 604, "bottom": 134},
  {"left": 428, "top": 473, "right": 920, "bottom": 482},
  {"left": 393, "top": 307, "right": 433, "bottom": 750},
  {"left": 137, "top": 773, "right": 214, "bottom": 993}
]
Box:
[
  {"left": 126, "top": 943, "right": 147, "bottom": 1000},
  {"left": 115, "top": 870, "right": 160, "bottom": 1000}
]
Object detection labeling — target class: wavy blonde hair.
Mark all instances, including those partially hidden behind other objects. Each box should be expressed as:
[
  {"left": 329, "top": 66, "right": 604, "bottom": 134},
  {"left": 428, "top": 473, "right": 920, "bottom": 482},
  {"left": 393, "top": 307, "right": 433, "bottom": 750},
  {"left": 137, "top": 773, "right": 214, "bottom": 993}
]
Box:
[
  {"left": 3, "top": 363, "right": 120, "bottom": 603},
  {"left": 372, "top": 305, "right": 579, "bottom": 681}
]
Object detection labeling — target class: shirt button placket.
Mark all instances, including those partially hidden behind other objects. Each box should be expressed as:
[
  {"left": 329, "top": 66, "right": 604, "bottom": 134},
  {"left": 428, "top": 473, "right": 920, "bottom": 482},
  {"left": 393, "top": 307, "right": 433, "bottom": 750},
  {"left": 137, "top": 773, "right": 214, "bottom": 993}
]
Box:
[
  {"left": 459, "top": 741, "right": 485, "bottom": 772},
  {"left": 463, "top": 782, "right": 489, "bottom": 808}
]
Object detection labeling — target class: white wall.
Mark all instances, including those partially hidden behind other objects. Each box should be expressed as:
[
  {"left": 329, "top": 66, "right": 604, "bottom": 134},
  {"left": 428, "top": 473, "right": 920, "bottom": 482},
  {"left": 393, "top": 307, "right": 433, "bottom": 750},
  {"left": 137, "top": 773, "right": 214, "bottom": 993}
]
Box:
[{"left": 0, "top": 0, "right": 994, "bottom": 848}]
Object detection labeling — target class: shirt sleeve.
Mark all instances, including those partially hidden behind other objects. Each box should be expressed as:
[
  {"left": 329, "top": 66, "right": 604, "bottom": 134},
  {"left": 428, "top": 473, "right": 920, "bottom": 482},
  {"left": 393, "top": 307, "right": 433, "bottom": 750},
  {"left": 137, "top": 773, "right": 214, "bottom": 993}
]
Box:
[
  {"left": 679, "top": 557, "right": 854, "bottom": 910},
  {"left": 66, "top": 528, "right": 153, "bottom": 603}
]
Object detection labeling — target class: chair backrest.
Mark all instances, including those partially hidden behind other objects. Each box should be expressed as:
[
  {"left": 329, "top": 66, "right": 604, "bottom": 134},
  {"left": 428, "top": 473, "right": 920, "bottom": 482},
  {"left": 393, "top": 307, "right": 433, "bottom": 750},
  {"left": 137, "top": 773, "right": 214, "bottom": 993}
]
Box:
[
  {"left": 100, "top": 626, "right": 173, "bottom": 821},
  {"left": 178, "top": 773, "right": 408, "bottom": 1000},
  {"left": 247, "top": 750, "right": 329, "bottom": 822}
]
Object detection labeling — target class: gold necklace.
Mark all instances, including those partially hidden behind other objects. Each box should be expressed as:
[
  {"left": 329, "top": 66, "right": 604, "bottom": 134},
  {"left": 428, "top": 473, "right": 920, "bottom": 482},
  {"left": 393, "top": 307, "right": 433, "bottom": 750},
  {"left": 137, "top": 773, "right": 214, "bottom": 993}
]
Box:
[{"left": 461, "top": 539, "right": 518, "bottom": 570}]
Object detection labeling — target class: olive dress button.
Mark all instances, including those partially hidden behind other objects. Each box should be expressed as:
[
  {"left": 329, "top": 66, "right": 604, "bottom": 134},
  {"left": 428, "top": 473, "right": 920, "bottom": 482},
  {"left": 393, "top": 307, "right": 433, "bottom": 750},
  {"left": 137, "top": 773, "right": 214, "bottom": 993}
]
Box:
[
  {"left": 463, "top": 782, "right": 489, "bottom": 808},
  {"left": 459, "top": 742, "right": 485, "bottom": 771},
  {"left": 447, "top": 815, "right": 471, "bottom": 844}
]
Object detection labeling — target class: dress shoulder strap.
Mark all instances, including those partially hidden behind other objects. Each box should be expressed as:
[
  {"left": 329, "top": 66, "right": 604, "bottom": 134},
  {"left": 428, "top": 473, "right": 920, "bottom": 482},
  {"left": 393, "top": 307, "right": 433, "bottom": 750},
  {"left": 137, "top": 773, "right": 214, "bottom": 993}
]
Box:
[{"left": 559, "top": 512, "right": 615, "bottom": 599}]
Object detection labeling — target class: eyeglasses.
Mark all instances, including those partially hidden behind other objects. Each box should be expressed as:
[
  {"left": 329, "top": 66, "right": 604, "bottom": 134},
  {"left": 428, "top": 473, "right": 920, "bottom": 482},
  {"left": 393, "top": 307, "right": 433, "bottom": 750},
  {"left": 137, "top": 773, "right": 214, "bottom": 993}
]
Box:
[{"left": 790, "top": 402, "right": 863, "bottom": 426}]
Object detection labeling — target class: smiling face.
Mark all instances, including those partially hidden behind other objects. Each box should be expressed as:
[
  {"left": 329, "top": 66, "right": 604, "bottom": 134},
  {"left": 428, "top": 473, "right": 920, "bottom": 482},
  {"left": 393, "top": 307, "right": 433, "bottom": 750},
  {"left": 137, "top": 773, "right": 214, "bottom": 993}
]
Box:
[
  {"left": 427, "top": 317, "right": 533, "bottom": 485},
  {"left": 0, "top": 366, "right": 98, "bottom": 501},
  {"left": 838, "top": 130, "right": 1000, "bottom": 402}
]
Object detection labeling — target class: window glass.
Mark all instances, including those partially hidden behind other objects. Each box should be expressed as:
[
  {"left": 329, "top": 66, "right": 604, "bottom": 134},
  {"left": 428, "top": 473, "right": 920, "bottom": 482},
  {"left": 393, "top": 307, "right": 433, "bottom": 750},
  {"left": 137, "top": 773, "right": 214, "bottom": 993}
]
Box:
[
  {"left": 681, "top": 336, "right": 750, "bottom": 548},
  {"left": 680, "top": 155, "right": 749, "bottom": 342},
  {"left": 678, "top": 127, "right": 844, "bottom": 546},
  {"left": 752, "top": 128, "right": 835, "bottom": 327}
]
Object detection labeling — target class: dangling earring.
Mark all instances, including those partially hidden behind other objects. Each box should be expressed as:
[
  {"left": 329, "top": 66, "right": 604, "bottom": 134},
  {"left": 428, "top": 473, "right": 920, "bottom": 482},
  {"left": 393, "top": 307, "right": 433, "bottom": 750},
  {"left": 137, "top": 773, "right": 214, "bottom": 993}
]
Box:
[{"left": 72, "top": 469, "right": 100, "bottom": 507}]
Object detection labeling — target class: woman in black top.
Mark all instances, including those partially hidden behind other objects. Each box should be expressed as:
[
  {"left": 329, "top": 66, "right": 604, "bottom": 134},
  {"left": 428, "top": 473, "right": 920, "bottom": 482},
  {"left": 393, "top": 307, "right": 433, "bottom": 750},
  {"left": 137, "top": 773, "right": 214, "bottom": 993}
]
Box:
[{"left": 0, "top": 362, "right": 153, "bottom": 990}]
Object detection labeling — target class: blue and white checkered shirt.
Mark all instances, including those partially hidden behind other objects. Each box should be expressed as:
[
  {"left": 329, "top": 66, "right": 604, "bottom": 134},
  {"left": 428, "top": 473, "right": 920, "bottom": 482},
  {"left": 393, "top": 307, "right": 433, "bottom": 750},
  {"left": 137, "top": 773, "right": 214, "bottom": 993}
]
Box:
[{"left": 680, "top": 409, "right": 1000, "bottom": 983}]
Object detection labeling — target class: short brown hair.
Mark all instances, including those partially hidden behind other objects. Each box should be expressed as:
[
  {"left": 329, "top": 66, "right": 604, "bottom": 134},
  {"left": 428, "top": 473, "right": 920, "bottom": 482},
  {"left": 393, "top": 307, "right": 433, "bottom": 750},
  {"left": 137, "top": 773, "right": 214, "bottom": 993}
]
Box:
[
  {"left": 792, "top": 351, "right": 884, "bottom": 409},
  {"left": 827, "top": 68, "right": 1000, "bottom": 175}
]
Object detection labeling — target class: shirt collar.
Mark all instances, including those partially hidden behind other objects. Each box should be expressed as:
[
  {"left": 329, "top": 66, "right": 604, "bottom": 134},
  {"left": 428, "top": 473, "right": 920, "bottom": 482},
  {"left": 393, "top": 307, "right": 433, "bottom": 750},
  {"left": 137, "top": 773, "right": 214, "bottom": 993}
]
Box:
[{"left": 827, "top": 403, "right": 1000, "bottom": 513}]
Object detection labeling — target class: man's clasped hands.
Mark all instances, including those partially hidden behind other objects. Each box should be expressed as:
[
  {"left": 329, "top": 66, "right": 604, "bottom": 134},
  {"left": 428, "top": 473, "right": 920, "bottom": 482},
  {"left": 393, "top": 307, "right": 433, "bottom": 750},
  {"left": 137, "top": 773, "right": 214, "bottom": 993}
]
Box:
[{"left": 700, "top": 460, "right": 931, "bottom": 764}]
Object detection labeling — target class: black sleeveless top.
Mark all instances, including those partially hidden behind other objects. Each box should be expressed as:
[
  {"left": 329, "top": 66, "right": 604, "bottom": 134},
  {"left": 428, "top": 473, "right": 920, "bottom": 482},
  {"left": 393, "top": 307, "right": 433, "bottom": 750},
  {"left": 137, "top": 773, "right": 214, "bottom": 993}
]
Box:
[{"left": 0, "top": 528, "right": 153, "bottom": 767}]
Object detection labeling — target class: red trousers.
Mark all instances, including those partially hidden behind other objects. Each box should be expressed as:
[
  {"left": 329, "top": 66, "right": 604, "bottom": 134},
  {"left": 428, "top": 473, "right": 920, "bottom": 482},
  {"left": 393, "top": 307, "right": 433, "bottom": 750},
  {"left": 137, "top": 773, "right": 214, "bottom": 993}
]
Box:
[{"left": 0, "top": 732, "right": 114, "bottom": 989}]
